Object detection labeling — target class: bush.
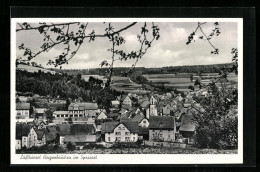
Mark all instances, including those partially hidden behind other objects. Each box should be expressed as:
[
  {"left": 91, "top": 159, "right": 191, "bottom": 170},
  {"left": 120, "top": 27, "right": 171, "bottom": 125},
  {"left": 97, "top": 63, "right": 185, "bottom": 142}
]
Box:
[
  {"left": 66, "top": 142, "right": 76, "bottom": 151},
  {"left": 83, "top": 143, "right": 105, "bottom": 149},
  {"left": 111, "top": 142, "right": 139, "bottom": 149}
]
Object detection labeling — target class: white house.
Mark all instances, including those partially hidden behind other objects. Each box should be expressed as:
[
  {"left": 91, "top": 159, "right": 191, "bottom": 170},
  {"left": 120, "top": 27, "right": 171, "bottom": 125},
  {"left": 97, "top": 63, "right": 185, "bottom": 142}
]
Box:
[
  {"left": 102, "top": 121, "right": 139, "bottom": 142},
  {"left": 97, "top": 111, "right": 107, "bottom": 120},
  {"left": 16, "top": 103, "right": 30, "bottom": 119}
]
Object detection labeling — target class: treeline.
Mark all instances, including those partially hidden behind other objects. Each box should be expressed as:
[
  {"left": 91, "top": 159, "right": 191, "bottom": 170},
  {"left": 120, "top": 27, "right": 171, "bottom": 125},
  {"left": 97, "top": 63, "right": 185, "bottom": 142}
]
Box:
[
  {"left": 16, "top": 70, "right": 120, "bottom": 109},
  {"left": 51, "top": 63, "right": 233, "bottom": 76}
]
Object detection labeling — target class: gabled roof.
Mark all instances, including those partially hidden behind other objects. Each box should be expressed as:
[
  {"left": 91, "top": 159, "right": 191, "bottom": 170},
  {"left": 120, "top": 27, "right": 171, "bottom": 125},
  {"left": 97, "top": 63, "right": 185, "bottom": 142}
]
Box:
[
  {"left": 16, "top": 103, "right": 30, "bottom": 110},
  {"left": 138, "top": 127, "right": 149, "bottom": 135},
  {"left": 149, "top": 116, "right": 175, "bottom": 129},
  {"left": 101, "top": 122, "right": 119, "bottom": 133},
  {"left": 179, "top": 123, "right": 196, "bottom": 132},
  {"left": 132, "top": 113, "right": 145, "bottom": 123},
  {"left": 121, "top": 121, "right": 139, "bottom": 133},
  {"left": 64, "top": 135, "right": 96, "bottom": 143},
  {"left": 45, "top": 126, "right": 58, "bottom": 141},
  {"left": 56, "top": 124, "right": 71, "bottom": 136},
  {"left": 35, "top": 129, "right": 45, "bottom": 140},
  {"left": 70, "top": 124, "right": 96, "bottom": 135},
  {"left": 16, "top": 124, "right": 34, "bottom": 140},
  {"left": 140, "top": 100, "right": 150, "bottom": 108},
  {"left": 68, "top": 103, "right": 98, "bottom": 110}
]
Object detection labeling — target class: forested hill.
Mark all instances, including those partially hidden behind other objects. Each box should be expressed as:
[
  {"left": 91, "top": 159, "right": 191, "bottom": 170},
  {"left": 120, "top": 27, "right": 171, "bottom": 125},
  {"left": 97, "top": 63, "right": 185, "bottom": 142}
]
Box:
[
  {"left": 50, "top": 63, "right": 233, "bottom": 76},
  {"left": 16, "top": 70, "right": 120, "bottom": 109}
]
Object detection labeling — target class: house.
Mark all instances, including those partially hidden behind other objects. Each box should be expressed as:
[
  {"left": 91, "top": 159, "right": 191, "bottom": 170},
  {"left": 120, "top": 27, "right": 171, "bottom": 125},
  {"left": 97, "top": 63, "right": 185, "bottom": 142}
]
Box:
[
  {"left": 48, "top": 102, "right": 67, "bottom": 111},
  {"left": 63, "top": 124, "right": 97, "bottom": 149},
  {"left": 101, "top": 121, "right": 139, "bottom": 142},
  {"left": 132, "top": 113, "right": 149, "bottom": 128},
  {"left": 16, "top": 124, "right": 46, "bottom": 149},
  {"left": 45, "top": 126, "right": 58, "bottom": 144},
  {"left": 178, "top": 113, "right": 196, "bottom": 142},
  {"left": 96, "top": 111, "right": 107, "bottom": 120},
  {"left": 68, "top": 103, "right": 98, "bottom": 119},
  {"left": 56, "top": 124, "right": 96, "bottom": 146},
  {"left": 149, "top": 116, "right": 176, "bottom": 142},
  {"left": 138, "top": 127, "right": 149, "bottom": 140},
  {"left": 53, "top": 111, "right": 69, "bottom": 118},
  {"left": 122, "top": 96, "right": 132, "bottom": 109},
  {"left": 16, "top": 103, "right": 30, "bottom": 119},
  {"left": 56, "top": 124, "right": 71, "bottom": 145},
  {"left": 111, "top": 100, "right": 120, "bottom": 109},
  {"left": 162, "top": 104, "right": 176, "bottom": 116},
  {"left": 35, "top": 108, "right": 46, "bottom": 119}
]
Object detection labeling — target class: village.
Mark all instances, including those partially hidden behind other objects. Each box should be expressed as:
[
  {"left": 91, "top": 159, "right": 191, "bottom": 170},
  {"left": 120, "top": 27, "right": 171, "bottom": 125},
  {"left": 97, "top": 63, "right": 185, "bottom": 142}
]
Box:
[{"left": 15, "top": 87, "right": 209, "bottom": 152}]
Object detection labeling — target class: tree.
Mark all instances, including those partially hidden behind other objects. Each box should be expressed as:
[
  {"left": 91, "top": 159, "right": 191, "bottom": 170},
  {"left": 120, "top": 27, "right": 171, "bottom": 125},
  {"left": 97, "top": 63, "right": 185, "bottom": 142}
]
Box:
[
  {"left": 66, "top": 141, "right": 76, "bottom": 151},
  {"left": 17, "top": 22, "right": 160, "bottom": 87},
  {"left": 45, "top": 109, "right": 54, "bottom": 123}
]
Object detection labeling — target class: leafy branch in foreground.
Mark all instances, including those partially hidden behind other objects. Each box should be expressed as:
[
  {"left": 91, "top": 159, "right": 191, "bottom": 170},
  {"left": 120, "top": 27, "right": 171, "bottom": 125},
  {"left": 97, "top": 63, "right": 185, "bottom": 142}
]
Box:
[{"left": 186, "top": 22, "right": 220, "bottom": 54}]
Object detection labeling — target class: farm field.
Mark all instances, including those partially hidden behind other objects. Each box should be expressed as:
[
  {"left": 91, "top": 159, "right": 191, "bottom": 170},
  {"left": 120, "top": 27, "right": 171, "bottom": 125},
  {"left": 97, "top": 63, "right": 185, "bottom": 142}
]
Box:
[
  {"left": 17, "top": 64, "right": 56, "bottom": 74},
  {"left": 82, "top": 75, "right": 149, "bottom": 94},
  {"left": 143, "top": 73, "right": 238, "bottom": 92}
]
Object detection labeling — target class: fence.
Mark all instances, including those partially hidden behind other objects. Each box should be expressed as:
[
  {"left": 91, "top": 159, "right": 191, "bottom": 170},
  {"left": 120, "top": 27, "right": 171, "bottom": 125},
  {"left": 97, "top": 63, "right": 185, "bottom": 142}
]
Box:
[{"left": 144, "top": 141, "right": 187, "bottom": 148}]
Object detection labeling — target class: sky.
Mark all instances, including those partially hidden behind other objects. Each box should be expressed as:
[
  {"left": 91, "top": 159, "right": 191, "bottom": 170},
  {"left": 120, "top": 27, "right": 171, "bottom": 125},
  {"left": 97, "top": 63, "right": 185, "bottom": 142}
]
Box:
[{"left": 16, "top": 22, "right": 238, "bottom": 69}]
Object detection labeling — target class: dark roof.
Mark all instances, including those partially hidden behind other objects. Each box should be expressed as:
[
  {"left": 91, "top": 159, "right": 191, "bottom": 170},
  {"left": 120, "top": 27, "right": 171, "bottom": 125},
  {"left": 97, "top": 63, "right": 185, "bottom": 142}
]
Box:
[
  {"left": 101, "top": 121, "right": 139, "bottom": 133},
  {"left": 48, "top": 103, "right": 66, "bottom": 109},
  {"left": 132, "top": 113, "right": 145, "bottom": 123},
  {"left": 56, "top": 124, "right": 71, "bottom": 136},
  {"left": 121, "top": 121, "right": 139, "bottom": 133},
  {"left": 101, "top": 122, "right": 119, "bottom": 133},
  {"left": 16, "top": 124, "right": 33, "bottom": 140},
  {"left": 16, "top": 103, "right": 30, "bottom": 110},
  {"left": 179, "top": 123, "right": 196, "bottom": 132},
  {"left": 138, "top": 127, "right": 149, "bottom": 135},
  {"left": 149, "top": 116, "right": 175, "bottom": 129},
  {"left": 45, "top": 126, "right": 58, "bottom": 141},
  {"left": 70, "top": 124, "right": 96, "bottom": 135},
  {"left": 140, "top": 100, "right": 150, "bottom": 108},
  {"left": 64, "top": 135, "right": 96, "bottom": 143},
  {"left": 68, "top": 103, "right": 98, "bottom": 110},
  {"left": 35, "top": 129, "right": 45, "bottom": 140},
  {"left": 180, "top": 113, "right": 193, "bottom": 125},
  {"left": 107, "top": 113, "right": 120, "bottom": 118}
]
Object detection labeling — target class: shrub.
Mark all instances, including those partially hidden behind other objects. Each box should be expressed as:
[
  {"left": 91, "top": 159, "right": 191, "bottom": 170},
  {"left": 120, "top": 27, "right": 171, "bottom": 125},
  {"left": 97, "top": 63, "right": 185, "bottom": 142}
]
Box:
[
  {"left": 83, "top": 143, "right": 105, "bottom": 149},
  {"left": 67, "top": 142, "right": 76, "bottom": 151}
]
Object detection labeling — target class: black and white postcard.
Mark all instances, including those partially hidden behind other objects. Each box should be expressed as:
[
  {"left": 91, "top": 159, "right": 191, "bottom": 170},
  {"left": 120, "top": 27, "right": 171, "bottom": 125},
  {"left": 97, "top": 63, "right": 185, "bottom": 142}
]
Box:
[{"left": 11, "top": 18, "right": 243, "bottom": 164}]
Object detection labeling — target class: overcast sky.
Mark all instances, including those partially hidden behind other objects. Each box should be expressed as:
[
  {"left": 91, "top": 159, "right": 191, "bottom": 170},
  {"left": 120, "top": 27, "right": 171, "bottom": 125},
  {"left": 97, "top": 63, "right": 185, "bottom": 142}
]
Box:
[{"left": 16, "top": 22, "right": 237, "bottom": 69}]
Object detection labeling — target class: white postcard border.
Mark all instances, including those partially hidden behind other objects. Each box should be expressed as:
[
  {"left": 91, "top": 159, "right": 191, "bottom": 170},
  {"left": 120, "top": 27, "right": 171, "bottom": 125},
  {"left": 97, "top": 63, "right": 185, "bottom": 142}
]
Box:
[{"left": 11, "top": 18, "right": 243, "bottom": 164}]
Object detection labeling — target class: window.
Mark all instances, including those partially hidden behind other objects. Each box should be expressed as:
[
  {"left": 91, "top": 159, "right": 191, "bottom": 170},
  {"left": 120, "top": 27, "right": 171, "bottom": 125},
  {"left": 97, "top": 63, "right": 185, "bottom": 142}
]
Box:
[
  {"left": 125, "top": 132, "right": 130, "bottom": 136},
  {"left": 125, "top": 137, "right": 130, "bottom": 141},
  {"left": 168, "top": 134, "right": 171, "bottom": 138},
  {"left": 115, "top": 132, "right": 121, "bottom": 135},
  {"left": 70, "top": 115, "right": 73, "bottom": 117},
  {"left": 65, "top": 115, "right": 68, "bottom": 117},
  {"left": 133, "top": 137, "right": 135, "bottom": 141},
  {"left": 57, "top": 115, "right": 60, "bottom": 117},
  {"left": 116, "top": 137, "right": 121, "bottom": 141},
  {"left": 17, "top": 113, "right": 21, "bottom": 116},
  {"left": 79, "top": 114, "right": 83, "bottom": 117},
  {"left": 143, "top": 120, "right": 146, "bottom": 123},
  {"left": 108, "top": 137, "right": 110, "bottom": 142},
  {"left": 61, "top": 115, "right": 64, "bottom": 117},
  {"left": 74, "top": 115, "right": 78, "bottom": 117},
  {"left": 122, "top": 127, "right": 125, "bottom": 130},
  {"left": 118, "top": 127, "right": 121, "bottom": 130}
]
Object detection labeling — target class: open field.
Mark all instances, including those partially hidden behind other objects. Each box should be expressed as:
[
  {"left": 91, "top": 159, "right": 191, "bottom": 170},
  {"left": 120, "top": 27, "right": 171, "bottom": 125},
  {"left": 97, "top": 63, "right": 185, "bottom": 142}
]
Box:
[
  {"left": 143, "top": 73, "right": 237, "bottom": 92},
  {"left": 82, "top": 75, "right": 149, "bottom": 94},
  {"left": 17, "top": 64, "right": 56, "bottom": 74}
]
